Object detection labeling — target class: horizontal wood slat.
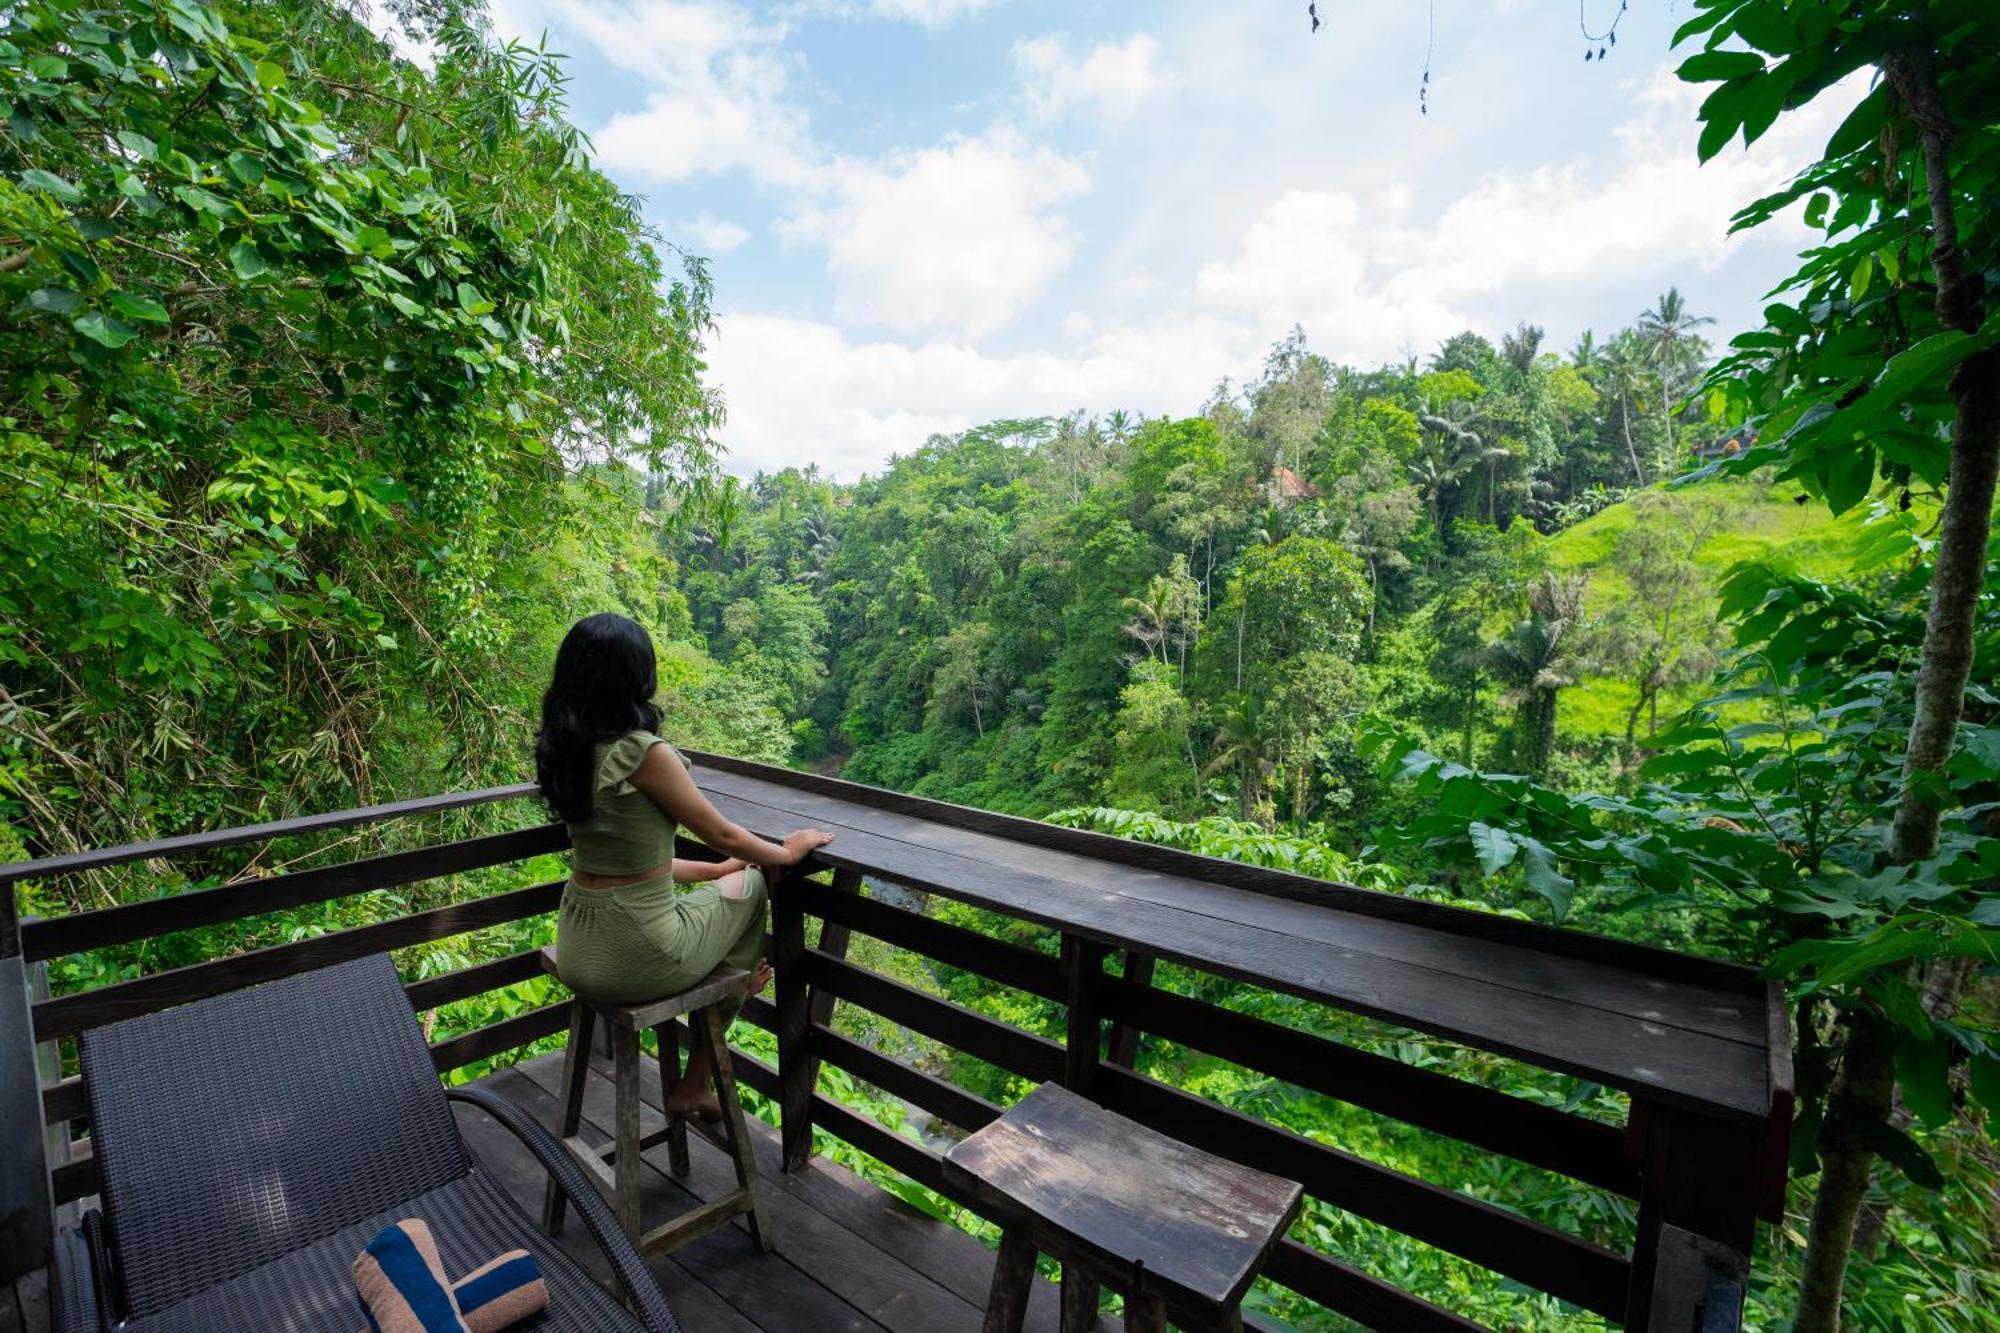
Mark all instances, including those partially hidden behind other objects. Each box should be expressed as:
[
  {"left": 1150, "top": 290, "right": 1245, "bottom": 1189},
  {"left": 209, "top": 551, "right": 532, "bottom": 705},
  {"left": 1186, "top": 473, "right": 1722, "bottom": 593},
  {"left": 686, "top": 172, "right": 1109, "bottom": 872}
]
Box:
[
  {"left": 1096, "top": 1065, "right": 1630, "bottom": 1321},
  {"left": 807, "top": 1023, "right": 1003, "bottom": 1134},
  {"left": 1263, "top": 1239, "right": 1485, "bottom": 1333},
  {"left": 791, "top": 880, "right": 1065, "bottom": 1001},
  {"left": 52, "top": 1152, "right": 94, "bottom": 1207},
  {"left": 1101, "top": 975, "right": 1638, "bottom": 1196},
  {"left": 805, "top": 951, "right": 1065, "bottom": 1084},
  {"left": 33, "top": 881, "right": 561, "bottom": 1042},
  {"left": 23, "top": 826, "right": 567, "bottom": 963},
  {"left": 0, "top": 784, "right": 541, "bottom": 888},
  {"left": 406, "top": 949, "right": 548, "bottom": 1014},
  {"left": 41, "top": 1076, "right": 84, "bottom": 1126},
  {"left": 427, "top": 1002, "right": 569, "bottom": 1075}
]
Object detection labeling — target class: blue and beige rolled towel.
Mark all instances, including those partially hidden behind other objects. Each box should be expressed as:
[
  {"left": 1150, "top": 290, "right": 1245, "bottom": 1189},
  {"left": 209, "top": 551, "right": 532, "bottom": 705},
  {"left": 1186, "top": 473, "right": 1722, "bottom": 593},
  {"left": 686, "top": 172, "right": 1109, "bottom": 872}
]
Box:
[
  {"left": 454, "top": 1251, "right": 550, "bottom": 1333},
  {"left": 354, "top": 1220, "right": 549, "bottom": 1333}
]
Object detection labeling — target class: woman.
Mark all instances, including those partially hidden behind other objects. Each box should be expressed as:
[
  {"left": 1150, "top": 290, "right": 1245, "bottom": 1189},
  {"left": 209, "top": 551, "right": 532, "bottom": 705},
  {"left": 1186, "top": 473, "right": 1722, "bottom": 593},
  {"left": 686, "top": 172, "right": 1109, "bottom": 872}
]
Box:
[{"left": 536, "top": 612, "right": 834, "bottom": 1121}]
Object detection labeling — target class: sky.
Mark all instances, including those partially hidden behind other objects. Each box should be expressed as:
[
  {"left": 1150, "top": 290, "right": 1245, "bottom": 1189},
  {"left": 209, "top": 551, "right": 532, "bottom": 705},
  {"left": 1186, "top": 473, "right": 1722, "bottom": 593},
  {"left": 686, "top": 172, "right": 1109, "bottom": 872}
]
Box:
[{"left": 454, "top": 0, "right": 1855, "bottom": 480}]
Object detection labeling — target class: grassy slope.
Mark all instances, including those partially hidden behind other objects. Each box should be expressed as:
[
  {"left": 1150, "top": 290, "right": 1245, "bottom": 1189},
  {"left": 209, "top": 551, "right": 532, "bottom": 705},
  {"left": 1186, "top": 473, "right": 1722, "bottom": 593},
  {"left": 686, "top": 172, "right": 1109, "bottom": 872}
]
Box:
[{"left": 1536, "top": 478, "right": 1869, "bottom": 743}]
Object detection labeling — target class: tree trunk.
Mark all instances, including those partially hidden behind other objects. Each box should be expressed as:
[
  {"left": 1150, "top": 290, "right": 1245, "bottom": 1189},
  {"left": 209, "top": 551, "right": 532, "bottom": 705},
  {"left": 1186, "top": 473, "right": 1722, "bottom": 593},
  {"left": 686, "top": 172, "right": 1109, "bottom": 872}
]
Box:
[
  {"left": 1623, "top": 684, "right": 1648, "bottom": 749},
  {"left": 1884, "top": 43, "right": 2000, "bottom": 866},
  {"left": 1660, "top": 369, "right": 1675, "bottom": 470},
  {"left": 1535, "top": 687, "right": 1557, "bottom": 776},
  {"left": 1794, "top": 43, "right": 2000, "bottom": 1333},
  {"left": 1621, "top": 395, "right": 1646, "bottom": 486},
  {"left": 1887, "top": 356, "right": 2000, "bottom": 859},
  {"left": 1365, "top": 557, "right": 1378, "bottom": 643},
  {"left": 1234, "top": 599, "right": 1246, "bottom": 691},
  {"left": 1795, "top": 1010, "right": 1897, "bottom": 1333}
]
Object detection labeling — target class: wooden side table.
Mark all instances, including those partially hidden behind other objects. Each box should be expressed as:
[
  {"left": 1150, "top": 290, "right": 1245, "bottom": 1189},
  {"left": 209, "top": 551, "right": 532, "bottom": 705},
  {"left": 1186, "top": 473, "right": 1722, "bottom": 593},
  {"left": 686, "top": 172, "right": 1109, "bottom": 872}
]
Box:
[{"left": 944, "top": 1083, "right": 1302, "bottom": 1332}]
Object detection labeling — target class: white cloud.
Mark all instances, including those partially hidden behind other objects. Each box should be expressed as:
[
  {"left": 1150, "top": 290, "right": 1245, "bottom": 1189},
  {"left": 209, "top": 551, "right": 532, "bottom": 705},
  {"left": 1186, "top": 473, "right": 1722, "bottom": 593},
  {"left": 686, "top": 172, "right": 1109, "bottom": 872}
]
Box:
[
  {"left": 683, "top": 215, "right": 752, "bottom": 254},
  {"left": 1194, "top": 69, "right": 1854, "bottom": 366},
  {"left": 1012, "top": 33, "right": 1170, "bottom": 122},
  {"left": 783, "top": 130, "right": 1089, "bottom": 337},
  {"left": 707, "top": 66, "right": 1860, "bottom": 476},
  {"left": 861, "top": 0, "right": 1004, "bottom": 26},
  {"left": 490, "top": 0, "right": 819, "bottom": 188},
  {"left": 705, "top": 311, "right": 1259, "bottom": 477}
]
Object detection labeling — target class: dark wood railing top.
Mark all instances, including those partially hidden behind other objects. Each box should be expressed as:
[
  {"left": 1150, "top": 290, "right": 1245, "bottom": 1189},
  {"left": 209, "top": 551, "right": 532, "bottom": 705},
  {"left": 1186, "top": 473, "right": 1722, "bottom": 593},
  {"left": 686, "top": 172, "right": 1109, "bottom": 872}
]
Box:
[
  {"left": 682, "top": 752, "right": 1780, "bottom": 1125},
  {"left": 0, "top": 751, "right": 1782, "bottom": 1125}
]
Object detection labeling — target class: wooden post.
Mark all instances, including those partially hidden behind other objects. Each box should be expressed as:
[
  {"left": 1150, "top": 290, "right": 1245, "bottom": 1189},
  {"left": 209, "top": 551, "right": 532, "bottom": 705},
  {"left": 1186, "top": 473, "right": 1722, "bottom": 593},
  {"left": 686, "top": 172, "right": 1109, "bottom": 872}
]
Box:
[
  {"left": 701, "top": 1004, "right": 776, "bottom": 1251},
  {"left": 1059, "top": 937, "right": 1111, "bottom": 1333},
  {"left": 981, "top": 1225, "right": 1038, "bottom": 1333},
  {"left": 541, "top": 999, "right": 595, "bottom": 1234},
  {"left": 1061, "top": 934, "right": 1109, "bottom": 1095},
  {"left": 1105, "top": 949, "right": 1154, "bottom": 1068},
  {"left": 653, "top": 1019, "right": 691, "bottom": 1179},
  {"left": 802, "top": 866, "right": 863, "bottom": 1097},
  {"left": 772, "top": 867, "right": 817, "bottom": 1171},
  {"left": 1122, "top": 1292, "right": 1167, "bottom": 1333},
  {"left": 1060, "top": 1262, "right": 1099, "bottom": 1331},
  {"left": 1623, "top": 1101, "right": 1760, "bottom": 1331},
  {"left": 0, "top": 889, "right": 54, "bottom": 1280},
  {"left": 611, "top": 1023, "right": 645, "bottom": 1238}
]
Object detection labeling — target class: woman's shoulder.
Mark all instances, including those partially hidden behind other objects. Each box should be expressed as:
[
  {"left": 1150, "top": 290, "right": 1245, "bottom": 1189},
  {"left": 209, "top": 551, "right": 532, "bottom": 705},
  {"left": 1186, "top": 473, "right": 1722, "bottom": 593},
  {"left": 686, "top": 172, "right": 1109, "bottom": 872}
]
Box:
[{"left": 595, "top": 730, "right": 674, "bottom": 793}]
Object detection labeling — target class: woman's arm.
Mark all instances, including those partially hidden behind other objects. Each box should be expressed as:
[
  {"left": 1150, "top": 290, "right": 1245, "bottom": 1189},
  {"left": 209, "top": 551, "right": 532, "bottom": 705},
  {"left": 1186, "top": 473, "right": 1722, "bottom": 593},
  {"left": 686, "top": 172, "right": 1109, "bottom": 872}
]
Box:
[
  {"left": 672, "top": 856, "right": 745, "bottom": 884},
  {"left": 630, "top": 744, "right": 835, "bottom": 867}
]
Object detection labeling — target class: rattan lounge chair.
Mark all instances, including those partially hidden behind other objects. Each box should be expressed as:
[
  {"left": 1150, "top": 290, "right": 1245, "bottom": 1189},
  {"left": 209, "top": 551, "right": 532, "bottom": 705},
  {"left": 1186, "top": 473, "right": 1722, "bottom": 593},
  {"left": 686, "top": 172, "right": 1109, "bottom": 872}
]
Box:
[{"left": 48, "top": 953, "right": 681, "bottom": 1332}]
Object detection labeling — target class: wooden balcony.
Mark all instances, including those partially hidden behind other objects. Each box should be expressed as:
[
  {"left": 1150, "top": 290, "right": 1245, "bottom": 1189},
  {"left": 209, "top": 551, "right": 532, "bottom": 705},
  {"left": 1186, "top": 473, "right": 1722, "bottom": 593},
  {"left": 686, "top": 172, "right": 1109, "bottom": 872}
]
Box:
[{"left": 0, "top": 751, "right": 1792, "bottom": 1331}]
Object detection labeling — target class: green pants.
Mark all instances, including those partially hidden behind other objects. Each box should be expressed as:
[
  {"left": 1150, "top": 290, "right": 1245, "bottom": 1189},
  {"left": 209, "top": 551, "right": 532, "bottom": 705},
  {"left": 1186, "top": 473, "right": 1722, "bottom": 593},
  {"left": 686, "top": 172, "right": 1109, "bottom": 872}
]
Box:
[{"left": 554, "top": 868, "right": 768, "bottom": 1017}]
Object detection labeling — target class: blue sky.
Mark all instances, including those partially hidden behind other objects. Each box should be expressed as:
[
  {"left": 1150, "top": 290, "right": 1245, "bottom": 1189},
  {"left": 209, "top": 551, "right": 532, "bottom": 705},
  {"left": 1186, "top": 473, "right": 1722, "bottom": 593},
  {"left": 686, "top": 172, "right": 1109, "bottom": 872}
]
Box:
[{"left": 464, "top": 0, "right": 1853, "bottom": 478}]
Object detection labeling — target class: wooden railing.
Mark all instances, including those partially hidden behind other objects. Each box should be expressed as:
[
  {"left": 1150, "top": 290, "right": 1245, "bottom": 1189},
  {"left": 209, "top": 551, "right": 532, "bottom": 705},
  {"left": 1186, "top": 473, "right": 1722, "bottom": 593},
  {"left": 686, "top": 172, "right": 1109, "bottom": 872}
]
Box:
[{"left": 0, "top": 758, "right": 1788, "bottom": 1332}]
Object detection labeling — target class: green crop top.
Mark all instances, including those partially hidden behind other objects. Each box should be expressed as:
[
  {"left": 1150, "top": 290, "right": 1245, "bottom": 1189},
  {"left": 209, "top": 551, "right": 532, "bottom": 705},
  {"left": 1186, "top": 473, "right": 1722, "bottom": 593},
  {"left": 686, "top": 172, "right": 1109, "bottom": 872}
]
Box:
[{"left": 566, "top": 731, "right": 680, "bottom": 877}]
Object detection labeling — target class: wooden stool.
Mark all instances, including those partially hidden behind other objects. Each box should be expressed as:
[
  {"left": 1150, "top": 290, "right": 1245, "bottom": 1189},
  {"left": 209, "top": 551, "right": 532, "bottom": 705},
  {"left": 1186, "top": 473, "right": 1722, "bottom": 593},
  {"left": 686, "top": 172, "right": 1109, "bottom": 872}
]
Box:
[
  {"left": 538, "top": 946, "right": 775, "bottom": 1255},
  {"left": 943, "top": 1084, "right": 1301, "bottom": 1333}
]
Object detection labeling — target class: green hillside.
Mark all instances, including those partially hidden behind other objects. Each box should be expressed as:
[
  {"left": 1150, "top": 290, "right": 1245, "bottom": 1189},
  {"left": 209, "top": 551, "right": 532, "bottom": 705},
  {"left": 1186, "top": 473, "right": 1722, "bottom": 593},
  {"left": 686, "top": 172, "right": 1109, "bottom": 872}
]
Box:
[{"left": 1539, "top": 477, "right": 1873, "bottom": 746}]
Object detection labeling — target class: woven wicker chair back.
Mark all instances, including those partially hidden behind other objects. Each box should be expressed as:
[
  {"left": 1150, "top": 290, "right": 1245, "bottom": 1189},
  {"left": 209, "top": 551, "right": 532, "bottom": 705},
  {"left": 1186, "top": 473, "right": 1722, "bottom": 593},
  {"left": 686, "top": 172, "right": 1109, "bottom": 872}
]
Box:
[{"left": 81, "top": 954, "right": 470, "bottom": 1317}]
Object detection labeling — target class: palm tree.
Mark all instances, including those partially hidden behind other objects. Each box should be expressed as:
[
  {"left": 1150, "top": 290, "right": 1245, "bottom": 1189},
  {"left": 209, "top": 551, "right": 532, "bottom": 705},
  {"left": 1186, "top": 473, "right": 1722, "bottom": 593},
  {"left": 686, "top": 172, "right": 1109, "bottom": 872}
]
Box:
[
  {"left": 1501, "top": 322, "right": 1544, "bottom": 377},
  {"left": 1484, "top": 573, "right": 1592, "bottom": 776},
  {"left": 1407, "top": 449, "right": 1454, "bottom": 533},
  {"left": 1414, "top": 397, "right": 1493, "bottom": 524},
  {"left": 1203, "top": 694, "right": 1269, "bottom": 823},
  {"left": 1570, "top": 329, "right": 1600, "bottom": 373},
  {"left": 1636, "top": 288, "right": 1715, "bottom": 463},
  {"left": 1600, "top": 333, "right": 1652, "bottom": 487},
  {"left": 795, "top": 510, "right": 840, "bottom": 586}
]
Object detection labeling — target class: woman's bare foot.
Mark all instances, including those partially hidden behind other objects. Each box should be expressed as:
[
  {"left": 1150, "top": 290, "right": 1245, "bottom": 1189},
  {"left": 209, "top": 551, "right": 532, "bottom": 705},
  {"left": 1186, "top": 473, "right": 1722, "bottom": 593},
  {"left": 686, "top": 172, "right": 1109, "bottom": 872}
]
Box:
[
  {"left": 667, "top": 1078, "right": 723, "bottom": 1122},
  {"left": 750, "top": 957, "right": 774, "bottom": 995}
]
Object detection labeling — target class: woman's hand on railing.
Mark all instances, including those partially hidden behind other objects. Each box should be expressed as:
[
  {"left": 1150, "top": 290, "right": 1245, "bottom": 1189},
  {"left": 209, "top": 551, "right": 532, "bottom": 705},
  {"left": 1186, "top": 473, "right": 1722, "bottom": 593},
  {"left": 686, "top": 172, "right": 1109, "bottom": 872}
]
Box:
[{"left": 780, "top": 829, "right": 836, "bottom": 865}]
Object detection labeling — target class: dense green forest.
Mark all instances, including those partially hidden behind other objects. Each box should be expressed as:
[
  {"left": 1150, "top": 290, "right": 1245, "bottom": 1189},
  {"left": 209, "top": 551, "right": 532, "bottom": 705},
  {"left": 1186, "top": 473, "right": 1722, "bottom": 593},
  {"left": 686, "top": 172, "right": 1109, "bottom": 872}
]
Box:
[{"left": 2, "top": 1, "right": 1995, "bottom": 1330}]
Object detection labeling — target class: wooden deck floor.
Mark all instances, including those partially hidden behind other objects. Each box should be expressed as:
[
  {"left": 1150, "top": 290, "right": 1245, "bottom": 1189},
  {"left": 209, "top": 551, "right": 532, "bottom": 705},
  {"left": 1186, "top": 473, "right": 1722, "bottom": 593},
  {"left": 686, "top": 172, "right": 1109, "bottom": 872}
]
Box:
[
  {"left": 467, "top": 1050, "right": 1092, "bottom": 1333},
  {"left": 7, "top": 1049, "right": 1089, "bottom": 1333}
]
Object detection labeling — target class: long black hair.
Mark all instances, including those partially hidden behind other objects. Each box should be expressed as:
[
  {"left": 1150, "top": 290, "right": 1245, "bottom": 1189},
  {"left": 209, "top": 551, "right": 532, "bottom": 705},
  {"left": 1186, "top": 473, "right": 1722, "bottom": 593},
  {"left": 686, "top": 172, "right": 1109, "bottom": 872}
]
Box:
[{"left": 535, "top": 613, "right": 662, "bottom": 823}]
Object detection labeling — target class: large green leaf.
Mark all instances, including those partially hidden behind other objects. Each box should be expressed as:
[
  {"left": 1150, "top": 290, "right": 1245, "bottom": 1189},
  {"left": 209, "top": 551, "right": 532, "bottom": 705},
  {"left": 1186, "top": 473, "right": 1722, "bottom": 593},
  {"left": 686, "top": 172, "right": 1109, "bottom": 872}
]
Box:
[
  {"left": 108, "top": 291, "right": 169, "bottom": 323},
  {"left": 71, "top": 309, "right": 137, "bottom": 348},
  {"left": 1971, "top": 1054, "right": 2000, "bottom": 1136},
  {"left": 1854, "top": 1117, "right": 1944, "bottom": 1190},
  {"left": 1680, "top": 50, "right": 1767, "bottom": 82},
  {"left": 228, "top": 240, "right": 270, "bottom": 280},
  {"left": 1895, "top": 1032, "right": 1953, "bottom": 1128},
  {"left": 19, "top": 167, "right": 82, "bottom": 201},
  {"left": 1519, "top": 839, "right": 1575, "bottom": 922},
  {"left": 1467, "top": 821, "right": 1519, "bottom": 876}
]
